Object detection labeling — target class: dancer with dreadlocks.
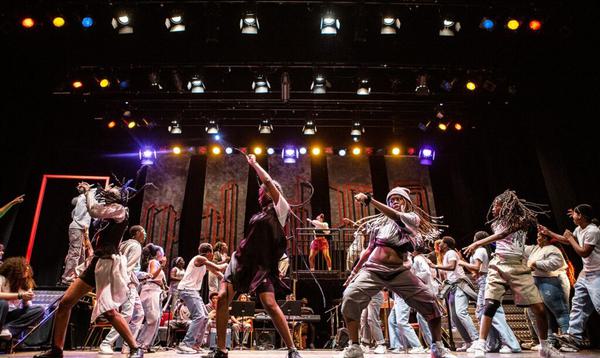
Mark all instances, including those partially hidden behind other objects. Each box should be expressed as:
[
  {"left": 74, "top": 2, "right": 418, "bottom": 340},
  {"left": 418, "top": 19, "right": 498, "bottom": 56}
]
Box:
[
  {"left": 211, "top": 154, "right": 301, "bottom": 358},
  {"left": 35, "top": 180, "right": 149, "bottom": 358},
  {"left": 463, "top": 190, "right": 562, "bottom": 358},
  {"left": 340, "top": 187, "right": 454, "bottom": 358}
]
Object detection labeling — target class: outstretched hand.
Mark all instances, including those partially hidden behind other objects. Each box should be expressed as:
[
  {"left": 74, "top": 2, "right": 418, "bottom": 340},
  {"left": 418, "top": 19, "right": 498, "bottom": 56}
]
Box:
[
  {"left": 343, "top": 271, "right": 357, "bottom": 287},
  {"left": 463, "top": 242, "right": 479, "bottom": 256},
  {"left": 246, "top": 153, "right": 257, "bottom": 165},
  {"left": 354, "top": 193, "right": 368, "bottom": 204},
  {"left": 11, "top": 194, "right": 25, "bottom": 205}
]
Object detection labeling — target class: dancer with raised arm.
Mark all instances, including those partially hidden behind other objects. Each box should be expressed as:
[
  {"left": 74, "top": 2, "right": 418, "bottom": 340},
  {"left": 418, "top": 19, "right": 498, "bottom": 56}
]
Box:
[
  {"left": 340, "top": 187, "right": 453, "bottom": 358},
  {"left": 211, "top": 154, "right": 301, "bottom": 358}
]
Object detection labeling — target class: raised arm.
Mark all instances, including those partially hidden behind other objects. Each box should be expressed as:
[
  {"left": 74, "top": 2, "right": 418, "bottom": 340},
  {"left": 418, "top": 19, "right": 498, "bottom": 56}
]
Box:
[
  {"left": 463, "top": 229, "right": 514, "bottom": 256},
  {"left": 354, "top": 193, "right": 419, "bottom": 229},
  {"left": 247, "top": 154, "right": 282, "bottom": 205},
  {"left": 458, "top": 257, "right": 482, "bottom": 274},
  {"left": 194, "top": 256, "right": 227, "bottom": 279},
  {"left": 0, "top": 194, "right": 24, "bottom": 219}
]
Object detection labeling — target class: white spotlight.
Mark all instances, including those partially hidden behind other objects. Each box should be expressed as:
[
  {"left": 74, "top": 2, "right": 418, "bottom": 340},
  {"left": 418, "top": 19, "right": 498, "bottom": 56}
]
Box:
[
  {"left": 258, "top": 119, "right": 273, "bottom": 134},
  {"left": 111, "top": 12, "right": 133, "bottom": 34},
  {"left": 206, "top": 120, "right": 219, "bottom": 134},
  {"left": 311, "top": 74, "right": 327, "bottom": 94},
  {"left": 168, "top": 120, "right": 182, "bottom": 134},
  {"left": 320, "top": 12, "right": 340, "bottom": 35},
  {"left": 187, "top": 75, "right": 206, "bottom": 93},
  {"left": 240, "top": 11, "right": 259, "bottom": 34},
  {"left": 302, "top": 120, "right": 316, "bottom": 135},
  {"left": 357, "top": 79, "right": 371, "bottom": 95},
  {"left": 165, "top": 14, "right": 185, "bottom": 32},
  {"left": 381, "top": 16, "right": 401, "bottom": 34},
  {"left": 252, "top": 75, "right": 270, "bottom": 93},
  {"left": 439, "top": 18, "right": 461, "bottom": 37}
]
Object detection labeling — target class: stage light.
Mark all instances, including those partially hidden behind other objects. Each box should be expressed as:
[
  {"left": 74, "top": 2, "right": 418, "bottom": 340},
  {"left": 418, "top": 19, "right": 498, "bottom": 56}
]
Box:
[
  {"left": 225, "top": 147, "right": 234, "bottom": 155},
  {"left": 338, "top": 149, "right": 347, "bottom": 156},
  {"left": 352, "top": 147, "right": 361, "bottom": 156},
  {"left": 440, "top": 18, "right": 461, "bottom": 37},
  {"left": 52, "top": 17, "right": 66, "bottom": 28},
  {"left": 311, "top": 147, "right": 322, "bottom": 156},
  {"left": 302, "top": 120, "right": 316, "bottom": 135},
  {"left": 418, "top": 121, "right": 431, "bottom": 132},
  {"left": 529, "top": 20, "right": 542, "bottom": 31},
  {"left": 112, "top": 11, "right": 133, "bottom": 34},
  {"left": 419, "top": 146, "right": 435, "bottom": 165},
  {"left": 282, "top": 147, "right": 299, "bottom": 164},
  {"left": 168, "top": 120, "right": 182, "bottom": 134},
  {"left": 311, "top": 74, "right": 327, "bottom": 94},
  {"left": 480, "top": 18, "right": 495, "bottom": 31},
  {"left": 107, "top": 121, "right": 117, "bottom": 129},
  {"left": 22, "top": 18, "right": 35, "bottom": 28},
  {"left": 258, "top": 119, "right": 273, "bottom": 134},
  {"left": 118, "top": 79, "right": 129, "bottom": 89},
  {"left": 252, "top": 75, "right": 270, "bottom": 93},
  {"left": 214, "top": 134, "right": 221, "bottom": 141},
  {"left": 187, "top": 75, "right": 206, "bottom": 93},
  {"left": 127, "top": 121, "right": 137, "bottom": 129},
  {"left": 391, "top": 147, "right": 401, "bottom": 156},
  {"left": 299, "top": 147, "right": 307, "bottom": 155},
  {"left": 99, "top": 79, "right": 110, "bottom": 88},
  {"left": 507, "top": 19, "right": 520, "bottom": 31},
  {"left": 72, "top": 81, "right": 83, "bottom": 89},
  {"left": 165, "top": 13, "right": 185, "bottom": 32},
  {"left": 454, "top": 122, "right": 463, "bottom": 131},
  {"left": 172, "top": 146, "right": 182, "bottom": 155},
  {"left": 321, "top": 11, "right": 340, "bottom": 35},
  {"left": 253, "top": 147, "right": 263, "bottom": 155},
  {"left": 415, "top": 74, "right": 430, "bottom": 96},
  {"left": 81, "top": 17, "right": 94, "bottom": 28},
  {"left": 357, "top": 79, "right": 371, "bottom": 96},
  {"left": 139, "top": 147, "right": 157, "bottom": 165},
  {"left": 240, "top": 11, "right": 259, "bottom": 34},
  {"left": 350, "top": 122, "right": 364, "bottom": 137},
  {"left": 211, "top": 146, "right": 222, "bottom": 155},
  {"left": 206, "top": 120, "right": 219, "bottom": 134},
  {"left": 267, "top": 147, "right": 275, "bottom": 155},
  {"left": 438, "top": 122, "right": 448, "bottom": 131},
  {"left": 466, "top": 81, "right": 477, "bottom": 91},
  {"left": 381, "top": 16, "right": 401, "bottom": 34}
]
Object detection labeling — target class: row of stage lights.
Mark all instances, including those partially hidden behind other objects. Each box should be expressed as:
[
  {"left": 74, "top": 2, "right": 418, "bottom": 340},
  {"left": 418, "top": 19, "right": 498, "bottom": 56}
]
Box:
[
  {"left": 139, "top": 144, "right": 436, "bottom": 166},
  {"left": 18, "top": 11, "right": 543, "bottom": 36}
]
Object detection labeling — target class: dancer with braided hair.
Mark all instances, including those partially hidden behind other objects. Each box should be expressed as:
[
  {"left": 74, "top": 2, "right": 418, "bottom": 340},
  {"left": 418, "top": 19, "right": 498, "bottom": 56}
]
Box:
[
  {"left": 35, "top": 181, "right": 149, "bottom": 358},
  {"left": 464, "top": 190, "right": 562, "bottom": 358},
  {"left": 340, "top": 187, "right": 454, "bottom": 358}
]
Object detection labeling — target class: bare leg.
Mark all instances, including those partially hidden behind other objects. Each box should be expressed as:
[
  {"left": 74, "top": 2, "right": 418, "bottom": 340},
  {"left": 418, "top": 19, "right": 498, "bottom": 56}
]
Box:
[
  {"left": 322, "top": 249, "right": 333, "bottom": 270},
  {"left": 426, "top": 316, "right": 443, "bottom": 342},
  {"left": 216, "top": 282, "right": 235, "bottom": 352},
  {"left": 478, "top": 315, "right": 494, "bottom": 341},
  {"left": 259, "top": 291, "right": 295, "bottom": 349},
  {"left": 52, "top": 278, "right": 92, "bottom": 349},
  {"left": 530, "top": 303, "right": 549, "bottom": 340},
  {"left": 104, "top": 309, "right": 140, "bottom": 349},
  {"left": 309, "top": 248, "right": 317, "bottom": 270},
  {"left": 346, "top": 319, "right": 360, "bottom": 343}
]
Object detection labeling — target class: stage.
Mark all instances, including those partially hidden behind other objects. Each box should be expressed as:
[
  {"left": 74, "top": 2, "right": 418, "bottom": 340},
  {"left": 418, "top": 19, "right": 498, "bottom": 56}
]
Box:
[{"left": 8, "top": 350, "right": 600, "bottom": 358}]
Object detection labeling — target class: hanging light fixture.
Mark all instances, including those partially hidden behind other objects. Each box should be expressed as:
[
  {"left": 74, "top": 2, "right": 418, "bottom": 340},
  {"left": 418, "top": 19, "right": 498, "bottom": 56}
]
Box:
[
  {"left": 168, "top": 120, "right": 182, "bottom": 134},
  {"left": 381, "top": 15, "right": 401, "bottom": 34},
  {"left": 240, "top": 10, "right": 259, "bottom": 34},
  {"left": 258, "top": 119, "right": 273, "bottom": 134},
  {"left": 187, "top": 75, "right": 206, "bottom": 93},
  {"left": 357, "top": 78, "right": 371, "bottom": 95},
  {"left": 252, "top": 74, "right": 270, "bottom": 93},
  {"left": 205, "top": 119, "right": 219, "bottom": 134},
  {"left": 311, "top": 73, "right": 327, "bottom": 94},
  {"left": 302, "top": 120, "right": 317, "bottom": 135}
]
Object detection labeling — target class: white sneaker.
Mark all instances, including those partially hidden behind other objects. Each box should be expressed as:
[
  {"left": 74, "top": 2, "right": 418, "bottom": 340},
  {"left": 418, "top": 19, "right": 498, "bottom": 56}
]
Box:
[
  {"left": 98, "top": 342, "right": 114, "bottom": 355},
  {"left": 390, "top": 348, "right": 405, "bottom": 354},
  {"left": 121, "top": 343, "right": 130, "bottom": 355},
  {"left": 540, "top": 344, "right": 564, "bottom": 358},
  {"left": 177, "top": 343, "right": 198, "bottom": 354},
  {"left": 499, "top": 345, "right": 512, "bottom": 354},
  {"left": 531, "top": 344, "right": 541, "bottom": 351},
  {"left": 360, "top": 344, "right": 370, "bottom": 354},
  {"left": 408, "top": 347, "right": 428, "bottom": 354},
  {"left": 456, "top": 343, "right": 471, "bottom": 352},
  {"left": 468, "top": 340, "right": 485, "bottom": 358},
  {"left": 430, "top": 343, "right": 456, "bottom": 358},
  {"left": 342, "top": 344, "right": 365, "bottom": 358},
  {"left": 374, "top": 345, "right": 386, "bottom": 354},
  {"left": 0, "top": 329, "right": 12, "bottom": 340}
]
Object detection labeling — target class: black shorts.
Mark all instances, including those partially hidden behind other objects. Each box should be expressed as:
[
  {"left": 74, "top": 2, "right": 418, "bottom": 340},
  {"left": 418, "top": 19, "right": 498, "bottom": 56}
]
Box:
[
  {"left": 223, "top": 255, "right": 275, "bottom": 295},
  {"left": 79, "top": 256, "right": 99, "bottom": 287}
]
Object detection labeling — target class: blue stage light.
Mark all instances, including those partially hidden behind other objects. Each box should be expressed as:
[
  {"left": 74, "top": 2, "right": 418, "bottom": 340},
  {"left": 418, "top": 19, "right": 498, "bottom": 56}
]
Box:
[{"left": 82, "top": 17, "right": 94, "bottom": 28}]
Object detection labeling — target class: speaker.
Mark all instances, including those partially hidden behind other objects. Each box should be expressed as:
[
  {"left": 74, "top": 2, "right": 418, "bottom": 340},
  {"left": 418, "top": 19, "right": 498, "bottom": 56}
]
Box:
[{"left": 255, "top": 329, "right": 276, "bottom": 350}]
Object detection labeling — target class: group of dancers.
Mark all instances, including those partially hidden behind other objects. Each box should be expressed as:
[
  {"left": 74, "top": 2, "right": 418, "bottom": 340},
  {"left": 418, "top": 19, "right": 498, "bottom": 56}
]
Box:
[{"left": 1, "top": 151, "right": 598, "bottom": 358}]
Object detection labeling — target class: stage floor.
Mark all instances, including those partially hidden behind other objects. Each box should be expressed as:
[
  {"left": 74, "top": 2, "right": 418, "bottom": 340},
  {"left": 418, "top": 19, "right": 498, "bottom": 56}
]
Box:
[{"left": 7, "top": 350, "right": 600, "bottom": 357}]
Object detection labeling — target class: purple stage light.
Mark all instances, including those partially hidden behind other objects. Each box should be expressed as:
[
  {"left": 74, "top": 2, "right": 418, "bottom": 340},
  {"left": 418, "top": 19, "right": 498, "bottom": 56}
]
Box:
[
  {"left": 418, "top": 146, "right": 435, "bottom": 166},
  {"left": 139, "top": 147, "right": 157, "bottom": 165},
  {"left": 282, "top": 146, "right": 299, "bottom": 164}
]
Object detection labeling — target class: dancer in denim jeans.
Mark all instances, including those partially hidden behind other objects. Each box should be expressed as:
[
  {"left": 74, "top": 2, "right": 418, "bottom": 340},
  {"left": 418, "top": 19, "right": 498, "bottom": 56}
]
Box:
[
  {"left": 540, "top": 204, "right": 600, "bottom": 352},
  {"left": 359, "top": 291, "right": 386, "bottom": 353},
  {"left": 388, "top": 293, "right": 427, "bottom": 353},
  {"left": 136, "top": 244, "right": 166, "bottom": 351},
  {"left": 177, "top": 243, "right": 227, "bottom": 354}
]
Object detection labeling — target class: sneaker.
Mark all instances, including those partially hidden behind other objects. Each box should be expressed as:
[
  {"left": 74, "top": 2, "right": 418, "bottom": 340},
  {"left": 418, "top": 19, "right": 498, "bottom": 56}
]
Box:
[
  {"left": 390, "top": 348, "right": 405, "bottom": 354},
  {"left": 531, "top": 344, "right": 541, "bottom": 351},
  {"left": 559, "top": 345, "right": 578, "bottom": 353},
  {"left": 342, "top": 344, "right": 365, "bottom": 358},
  {"left": 99, "top": 342, "right": 115, "bottom": 355},
  {"left": 540, "top": 344, "right": 564, "bottom": 358},
  {"left": 456, "top": 343, "right": 471, "bottom": 352},
  {"left": 34, "top": 347, "right": 64, "bottom": 358},
  {"left": 499, "top": 345, "right": 512, "bottom": 354},
  {"left": 128, "top": 347, "right": 144, "bottom": 358},
  {"left": 288, "top": 348, "right": 302, "bottom": 358},
  {"left": 374, "top": 345, "right": 386, "bottom": 354},
  {"left": 556, "top": 334, "right": 585, "bottom": 350},
  {"left": 430, "top": 343, "right": 456, "bottom": 358},
  {"left": 192, "top": 344, "right": 206, "bottom": 354},
  {"left": 122, "top": 344, "right": 130, "bottom": 355},
  {"left": 360, "top": 344, "right": 370, "bottom": 354},
  {"left": 408, "top": 347, "right": 428, "bottom": 354},
  {"left": 177, "top": 343, "right": 198, "bottom": 354},
  {"left": 467, "top": 340, "right": 485, "bottom": 358},
  {"left": 0, "top": 329, "right": 12, "bottom": 340},
  {"left": 521, "top": 342, "right": 537, "bottom": 350}
]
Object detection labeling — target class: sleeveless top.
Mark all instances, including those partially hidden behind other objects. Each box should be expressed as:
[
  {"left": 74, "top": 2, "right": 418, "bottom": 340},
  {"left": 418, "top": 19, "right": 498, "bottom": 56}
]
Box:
[{"left": 178, "top": 256, "right": 208, "bottom": 291}]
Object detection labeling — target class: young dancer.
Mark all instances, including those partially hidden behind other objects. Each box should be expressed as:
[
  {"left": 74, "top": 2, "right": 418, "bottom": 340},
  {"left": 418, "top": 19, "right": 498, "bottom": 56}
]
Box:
[
  {"left": 464, "top": 190, "right": 561, "bottom": 358},
  {"left": 212, "top": 154, "right": 301, "bottom": 358},
  {"left": 307, "top": 214, "right": 332, "bottom": 271},
  {"left": 340, "top": 187, "right": 453, "bottom": 358},
  {"left": 136, "top": 244, "right": 166, "bottom": 351}
]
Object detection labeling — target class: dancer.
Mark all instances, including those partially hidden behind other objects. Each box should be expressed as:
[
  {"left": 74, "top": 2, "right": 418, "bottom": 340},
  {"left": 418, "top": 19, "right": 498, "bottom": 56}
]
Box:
[
  {"left": 35, "top": 181, "right": 144, "bottom": 358},
  {"left": 136, "top": 244, "right": 166, "bottom": 352},
  {"left": 340, "top": 187, "right": 453, "bottom": 358},
  {"left": 0, "top": 194, "right": 24, "bottom": 220},
  {"left": 212, "top": 154, "right": 301, "bottom": 358},
  {"left": 359, "top": 291, "right": 386, "bottom": 354},
  {"left": 388, "top": 292, "right": 428, "bottom": 353},
  {"left": 307, "top": 214, "right": 332, "bottom": 271},
  {"left": 177, "top": 243, "right": 227, "bottom": 353},
  {"left": 430, "top": 236, "right": 479, "bottom": 351},
  {"left": 463, "top": 190, "right": 561, "bottom": 358},
  {"left": 539, "top": 204, "right": 600, "bottom": 352},
  {"left": 99, "top": 225, "right": 147, "bottom": 354},
  {"left": 458, "top": 231, "right": 520, "bottom": 353},
  {"left": 60, "top": 183, "right": 91, "bottom": 285},
  {"left": 411, "top": 244, "right": 437, "bottom": 348}
]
